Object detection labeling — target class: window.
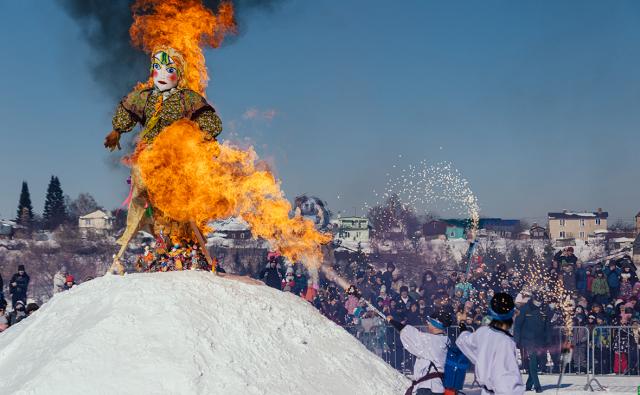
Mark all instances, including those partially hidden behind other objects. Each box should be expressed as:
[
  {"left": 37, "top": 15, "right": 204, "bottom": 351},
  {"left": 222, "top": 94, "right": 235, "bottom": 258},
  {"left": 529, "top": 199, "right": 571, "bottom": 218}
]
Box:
[
  {"left": 560, "top": 219, "right": 565, "bottom": 226},
  {"left": 596, "top": 218, "right": 601, "bottom": 225},
  {"left": 560, "top": 231, "right": 566, "bottom": 238},
  {"left": 580, "top": 219, "right": 585, "bottom": 227},
  {"left": 579, "top": 231, "right": 585, "bottom": 238}
]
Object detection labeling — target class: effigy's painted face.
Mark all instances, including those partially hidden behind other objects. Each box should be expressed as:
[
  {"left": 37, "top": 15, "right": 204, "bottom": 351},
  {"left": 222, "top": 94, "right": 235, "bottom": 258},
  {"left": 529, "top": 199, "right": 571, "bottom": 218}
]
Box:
[{"left": 151, "top": 51, "right": 180, "bottom": 92}]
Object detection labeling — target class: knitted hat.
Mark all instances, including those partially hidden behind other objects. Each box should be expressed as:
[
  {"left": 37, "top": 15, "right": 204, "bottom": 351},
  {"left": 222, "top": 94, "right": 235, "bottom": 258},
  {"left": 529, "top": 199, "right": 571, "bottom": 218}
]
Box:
[
  {"left": 66, "top": 275, "right": 74, "bottom": 283},
  {"left": 18, "top": 265, "right": 25, "bottom": 271},
  {"left": 489, "top": 292, "right": 515, "bottom": 321}
]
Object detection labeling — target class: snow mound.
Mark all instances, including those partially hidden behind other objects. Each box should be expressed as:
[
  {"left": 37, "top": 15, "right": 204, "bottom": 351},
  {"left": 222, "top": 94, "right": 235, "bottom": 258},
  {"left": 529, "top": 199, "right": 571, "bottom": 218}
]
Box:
[{"left": 0, "top": 272, "right": 408, "bottom": 395}]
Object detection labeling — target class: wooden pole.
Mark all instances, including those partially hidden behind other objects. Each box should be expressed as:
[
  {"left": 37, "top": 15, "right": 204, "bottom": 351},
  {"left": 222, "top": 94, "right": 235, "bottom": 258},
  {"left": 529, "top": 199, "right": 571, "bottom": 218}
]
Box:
[{"left": 189, "top": 221, "right": 216, "bottom": 274}]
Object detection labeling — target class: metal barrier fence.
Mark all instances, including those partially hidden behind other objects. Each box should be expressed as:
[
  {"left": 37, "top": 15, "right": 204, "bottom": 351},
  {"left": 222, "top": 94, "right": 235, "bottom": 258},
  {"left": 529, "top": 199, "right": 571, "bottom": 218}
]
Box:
[
  {"left": 347, "top": 322, "right": 640, "bottom": 380},
  {"left": 346, "top": 323, "right": 467, "bottom": 375},
  {"left": 553, "top": 326, "right": 590, "bottom": 375},
  {"left": 591, "top": 326, "right": 640, "bottom": 376}
]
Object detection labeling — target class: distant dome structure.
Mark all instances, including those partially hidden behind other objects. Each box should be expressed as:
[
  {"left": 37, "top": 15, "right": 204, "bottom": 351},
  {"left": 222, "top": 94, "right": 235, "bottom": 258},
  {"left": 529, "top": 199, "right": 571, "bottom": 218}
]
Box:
[{"left": 294, "top": 195, "right": 331, "bottom": 230}]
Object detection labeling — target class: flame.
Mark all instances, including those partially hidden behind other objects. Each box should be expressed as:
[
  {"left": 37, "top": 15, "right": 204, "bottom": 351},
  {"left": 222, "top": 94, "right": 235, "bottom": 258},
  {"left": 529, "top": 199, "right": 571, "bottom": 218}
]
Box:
[
  {"left": 135, "top": 120, "right": 333, "bottom": 268},
  {"left": 129, "top": 0, "right": 236, "bottom": 95}
]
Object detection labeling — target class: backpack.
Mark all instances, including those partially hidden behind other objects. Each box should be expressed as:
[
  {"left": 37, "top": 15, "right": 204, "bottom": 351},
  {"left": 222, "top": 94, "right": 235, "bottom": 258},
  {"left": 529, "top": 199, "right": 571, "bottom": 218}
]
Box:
[
  {"left": 443, "top": 340, "right": 470, "bottom": 392},
  {"left": 404, "top": 338, "right": 470, "bottom": 395}
]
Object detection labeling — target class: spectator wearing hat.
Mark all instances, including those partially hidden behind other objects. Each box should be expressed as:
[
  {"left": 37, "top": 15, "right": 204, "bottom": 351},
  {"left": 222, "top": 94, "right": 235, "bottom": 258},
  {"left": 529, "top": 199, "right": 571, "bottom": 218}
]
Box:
[
  {"left": 591, "top": 270, "right": 610, "bottom": 306},
  {"left": 64, "top": 275, "right": 76, "bottom": 291},
  {"left": 53, "top": 265, "right": 68, "bottom": 294},
  {"left": 8, "top": 300, "right": 27, "bottom": 326},
  {"left": 258, "top": 256, "right": 282, "bottom": 290},
  {"left": 514, "top": 292, "right": 550, "bottom": 393},
  {"left": 388, "top": 309, "right": 452, "bottom": 395},
  {"left": 26, "top": 302, "right": 39, "bottom": 316},
  {"left": 620, "top": 274, "right": 633, "bottom": 301},
  {"left": 457, "top": 292, "right": 525, "bottom": 395},
  {"left": 382, "top": 263, "right": 396, "bottom": 294},
  {"left": 9, "top": 265, "right": 29, "bottom": 309},
  {"left": 575, "top": 262, "right": 588, "bottom": 298},
  {"left": 554, "top": 247, "right": 577, "bottom": 267},
  {"left": 397, "top": 285, "right": 415, "bottom": 311},
  {"left": 605, "top": 261, "right": 622, "bottom": 299}
]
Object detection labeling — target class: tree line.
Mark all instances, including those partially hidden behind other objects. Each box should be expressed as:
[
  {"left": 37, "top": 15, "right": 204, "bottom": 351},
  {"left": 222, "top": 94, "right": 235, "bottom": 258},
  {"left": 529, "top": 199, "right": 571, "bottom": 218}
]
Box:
[{"left": 14, "top": 176, "right": 119, "bottom": 234}]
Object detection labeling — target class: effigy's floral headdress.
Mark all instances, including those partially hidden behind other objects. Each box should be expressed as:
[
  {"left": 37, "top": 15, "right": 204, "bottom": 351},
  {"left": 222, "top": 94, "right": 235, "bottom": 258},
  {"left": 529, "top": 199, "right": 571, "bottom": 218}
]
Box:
[{"left": 150, "top": 47, "right": 188, "bottom": 89}]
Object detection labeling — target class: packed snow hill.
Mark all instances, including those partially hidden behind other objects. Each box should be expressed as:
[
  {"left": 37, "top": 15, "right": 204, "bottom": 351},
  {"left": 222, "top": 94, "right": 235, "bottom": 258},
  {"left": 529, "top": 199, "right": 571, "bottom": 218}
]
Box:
[{"left": 0, "top": 271, "right": 408, "bottom": 395}]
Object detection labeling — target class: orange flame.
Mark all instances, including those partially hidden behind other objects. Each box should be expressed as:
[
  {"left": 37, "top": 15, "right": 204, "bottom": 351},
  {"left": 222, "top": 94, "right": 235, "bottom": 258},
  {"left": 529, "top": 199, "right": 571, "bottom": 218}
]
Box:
[
  {"left": 129, "top": 0, "right": 236, "bottom": 95},
  {"left": 136, "top": 120, "right": 333, "bottom": 267}
]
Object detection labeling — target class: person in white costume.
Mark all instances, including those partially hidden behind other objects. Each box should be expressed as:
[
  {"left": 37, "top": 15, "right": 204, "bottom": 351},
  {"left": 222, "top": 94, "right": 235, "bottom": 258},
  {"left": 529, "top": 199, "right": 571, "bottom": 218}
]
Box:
[
  {"left": 456, "top": 292, "right": 525, "bottom": 395},
  {"left": 388, "top": 310, "right": 453, "bottom": 395}
]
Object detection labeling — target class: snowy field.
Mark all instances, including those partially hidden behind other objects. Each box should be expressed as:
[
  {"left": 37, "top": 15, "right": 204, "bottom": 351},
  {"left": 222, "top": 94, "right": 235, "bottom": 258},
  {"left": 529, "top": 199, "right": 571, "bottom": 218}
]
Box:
[
  {"left": 0, "top": 272, "right": 408, "bottom": 395},
  {"left": 461, "top": 373, "right": 639, "bottom": 394}
]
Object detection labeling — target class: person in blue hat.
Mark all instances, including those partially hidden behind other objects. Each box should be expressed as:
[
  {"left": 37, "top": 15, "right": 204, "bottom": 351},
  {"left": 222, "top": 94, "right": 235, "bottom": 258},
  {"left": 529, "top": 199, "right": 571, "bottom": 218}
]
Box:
[
  {"left": 387, "top": 309, "right": 452, "bottom": 394},
  {"left": 456, "top": 292, "right": 524, "bottom": 395}
]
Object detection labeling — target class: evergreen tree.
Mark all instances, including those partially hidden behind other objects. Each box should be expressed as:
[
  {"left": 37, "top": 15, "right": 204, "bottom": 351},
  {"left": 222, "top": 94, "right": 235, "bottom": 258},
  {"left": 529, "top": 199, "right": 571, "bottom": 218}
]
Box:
[
  {"left": 43, "top": 176, "right": 68, "bottom": 230},
  {"left": 16, "top": 181, "right": 34, "bottom": 228}
]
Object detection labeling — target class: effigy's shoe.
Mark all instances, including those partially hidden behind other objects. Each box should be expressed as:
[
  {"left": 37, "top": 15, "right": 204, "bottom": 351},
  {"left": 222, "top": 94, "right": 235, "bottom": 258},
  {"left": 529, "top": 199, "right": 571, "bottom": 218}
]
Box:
[{"left": 107, "top": 257, "right": 125, "bottom": 275}]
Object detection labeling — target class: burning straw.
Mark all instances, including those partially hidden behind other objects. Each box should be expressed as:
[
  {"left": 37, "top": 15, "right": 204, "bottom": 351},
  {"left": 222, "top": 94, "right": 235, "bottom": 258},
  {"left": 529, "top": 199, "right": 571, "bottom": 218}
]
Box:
[{"left": 136, "top": 120, "right": 332, "bottom": 268}]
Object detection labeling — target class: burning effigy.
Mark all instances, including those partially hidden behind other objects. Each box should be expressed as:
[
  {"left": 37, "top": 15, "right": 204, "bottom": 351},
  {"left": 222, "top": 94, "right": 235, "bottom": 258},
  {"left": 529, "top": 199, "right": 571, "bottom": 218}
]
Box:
[{"left": 104, "top": 0, "right": 331, "bottom": 274}]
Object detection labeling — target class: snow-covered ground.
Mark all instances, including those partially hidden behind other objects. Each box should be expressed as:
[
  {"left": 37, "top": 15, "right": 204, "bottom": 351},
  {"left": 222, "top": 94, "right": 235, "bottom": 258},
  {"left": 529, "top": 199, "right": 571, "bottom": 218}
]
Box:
[
  {"left": 462, "top": 373, "right": 639, "bottom": 394},
  {"left": 0, "top": 271, "right": 408, "bottom": 395}
]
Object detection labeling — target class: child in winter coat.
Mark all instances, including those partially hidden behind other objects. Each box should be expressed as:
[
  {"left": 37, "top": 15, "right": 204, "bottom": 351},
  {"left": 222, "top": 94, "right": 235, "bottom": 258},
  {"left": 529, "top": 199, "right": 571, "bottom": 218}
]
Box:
[
  {"left": 281, "top": 267, "right": 295, "bottom": 292},
  {"left": 619, "top": 275, "right": 633, "bottom": 301},
  {"left": 344, "top": 286, "right": 360, "bottom": 316},
  {"left": 64, "top": 275, "right": 75, "bottom": 291},
  {"left": 591, "top": 271, "right": 610, "bottom": 305}
]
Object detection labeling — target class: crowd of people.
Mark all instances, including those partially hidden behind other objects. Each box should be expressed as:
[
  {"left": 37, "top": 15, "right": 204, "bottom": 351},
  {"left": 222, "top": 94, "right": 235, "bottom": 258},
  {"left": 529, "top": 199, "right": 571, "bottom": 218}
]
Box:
[
  {"left": 0, "top": 264, "right": 77, "bottom": 333},
  {"left": 256, "top": 247, "right": 640, "bottom": 376},
  {"left": 3, "top": 244, "right": 640, "bottom": 376}
]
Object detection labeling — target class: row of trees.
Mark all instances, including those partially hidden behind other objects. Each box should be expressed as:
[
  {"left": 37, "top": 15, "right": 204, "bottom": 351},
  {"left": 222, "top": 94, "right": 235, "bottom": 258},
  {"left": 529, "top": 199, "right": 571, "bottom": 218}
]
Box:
[{"left": 15, "top": 176, "right": 104, "bottom": 232}]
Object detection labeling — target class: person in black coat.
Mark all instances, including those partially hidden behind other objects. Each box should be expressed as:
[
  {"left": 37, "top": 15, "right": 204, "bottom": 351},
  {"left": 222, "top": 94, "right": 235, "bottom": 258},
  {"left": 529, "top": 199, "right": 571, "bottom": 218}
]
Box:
[
  {"left": 382, "top": 262, "right": 395, "bottom": 292},
  {"left": 9, "top": 265, "right": 29, "bottom": 309},
  {"left": 0, "top": 272, "right": 4, "bottom": 299},
  {"left": 258, "top": 258, "right": 282, "bottom": 290},
  {"left": 514, "top": 292, "right": 551, "bottom": 393}
]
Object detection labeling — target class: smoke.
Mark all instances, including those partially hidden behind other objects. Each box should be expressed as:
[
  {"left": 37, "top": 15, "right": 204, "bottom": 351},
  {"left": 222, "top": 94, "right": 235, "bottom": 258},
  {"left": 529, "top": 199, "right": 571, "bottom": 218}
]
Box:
[{"left": 56, "top": 0, "right": 287, "bottom": 99}]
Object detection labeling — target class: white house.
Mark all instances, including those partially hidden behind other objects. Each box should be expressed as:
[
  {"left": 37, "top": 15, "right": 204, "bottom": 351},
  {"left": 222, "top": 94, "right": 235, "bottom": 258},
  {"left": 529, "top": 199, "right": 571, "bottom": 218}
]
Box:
[
  {"left": 79, "top": 210, "right": 115, "bottom": 236},
  {"left": 333, "top": 216, "right": 370, "bottom": 244}
]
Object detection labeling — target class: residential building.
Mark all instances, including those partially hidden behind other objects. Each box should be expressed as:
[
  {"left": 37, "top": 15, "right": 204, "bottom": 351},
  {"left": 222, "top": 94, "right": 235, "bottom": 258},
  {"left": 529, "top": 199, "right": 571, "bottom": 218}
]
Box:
[
  {"left": 529, "top": 224, "right": 548, "bottom": 239},
  {"left": 444, "top": 220, "right": 467, "bottom": 240},
  {"left": 0, "top": 220, "right": 15, "bottom": 239},
  {"left": 422, "top": 220, "right": 448, "bottom": 239},
  {"left": 547, "top": 209, "right": 608, "bottom": 241},
  {"left": 210, "top": 217, "right": 253, "bottom": 241},
  {"left": 79, "top": 210, "right": 114, "bottom": 236},
  {"left": 478, "top": 218, "right": 521, "bottom": 239},
  {"left": 334, "top": 216, "right": 369, "bottom": 244}
]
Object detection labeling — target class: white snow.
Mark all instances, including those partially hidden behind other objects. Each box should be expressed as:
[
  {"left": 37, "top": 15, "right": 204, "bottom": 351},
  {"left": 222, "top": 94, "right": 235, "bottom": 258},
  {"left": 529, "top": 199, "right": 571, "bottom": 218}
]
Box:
[
  {"left": 0, "top": 271, "right": 408, "bottom": 395},
  {"left": 209, "top": 216, "right": 250, "bottom": 232}
]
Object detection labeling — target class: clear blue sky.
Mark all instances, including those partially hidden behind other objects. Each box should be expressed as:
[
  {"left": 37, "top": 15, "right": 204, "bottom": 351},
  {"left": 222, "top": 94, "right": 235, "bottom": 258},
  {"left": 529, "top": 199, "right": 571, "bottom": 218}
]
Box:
[{"left": 1, "top": 0, "right": 639, "bottom": 224}]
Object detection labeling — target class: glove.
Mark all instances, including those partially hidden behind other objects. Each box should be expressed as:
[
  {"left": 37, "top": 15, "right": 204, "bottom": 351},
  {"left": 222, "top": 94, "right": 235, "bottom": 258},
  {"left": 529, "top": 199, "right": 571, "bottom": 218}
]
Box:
[
  {"left": 104, "top": 130, "right": 121, "bottom": 151},
  {"left": 459, "top": 322, "right": 472, "bottom": 333}
]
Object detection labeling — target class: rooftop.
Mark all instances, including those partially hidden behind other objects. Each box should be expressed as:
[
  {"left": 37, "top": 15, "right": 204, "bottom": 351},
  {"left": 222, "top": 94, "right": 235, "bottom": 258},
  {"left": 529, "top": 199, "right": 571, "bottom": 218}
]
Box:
[{"left": 548, "top": 211, "right": 608, "bottom": 219}]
